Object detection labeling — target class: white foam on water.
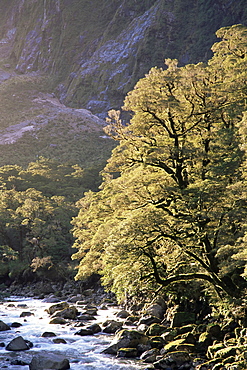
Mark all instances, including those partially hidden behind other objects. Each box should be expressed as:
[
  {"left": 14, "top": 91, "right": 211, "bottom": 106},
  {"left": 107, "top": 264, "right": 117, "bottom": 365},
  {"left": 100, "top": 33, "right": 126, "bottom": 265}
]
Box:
[{"left": 0, "top": 297, "right": 142, "bottom": 370}]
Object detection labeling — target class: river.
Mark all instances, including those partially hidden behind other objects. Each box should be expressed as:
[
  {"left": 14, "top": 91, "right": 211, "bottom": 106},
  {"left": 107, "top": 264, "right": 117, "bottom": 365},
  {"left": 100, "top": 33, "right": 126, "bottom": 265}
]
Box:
[{"left": 0, "top": 297, "right": 144, "bottom": 370}]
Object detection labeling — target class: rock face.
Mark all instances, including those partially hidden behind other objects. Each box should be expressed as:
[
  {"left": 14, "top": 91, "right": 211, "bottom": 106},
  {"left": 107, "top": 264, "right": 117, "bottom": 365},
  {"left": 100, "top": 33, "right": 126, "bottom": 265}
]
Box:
[{"left": 1, "top": 0, "right": 246, "bottom": 117}]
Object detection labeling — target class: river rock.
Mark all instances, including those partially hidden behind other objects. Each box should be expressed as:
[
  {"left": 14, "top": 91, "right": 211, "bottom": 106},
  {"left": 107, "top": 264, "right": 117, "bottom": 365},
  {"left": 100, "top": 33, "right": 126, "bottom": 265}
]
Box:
[
  {"left": 75, "top": 328, "right": 94, "bottom": 336},
  {"left": 41, "top": 332, "right": 57, "bottom": 337},
  {"left": 81, "top": 308, "right": 98, "bottom": 316},
  {"left": 145, "top": 323, "right": 168, "bottom": 336},
  {"left": 117, "top": 347, "right": 138, "bottom": 358},
  {"left": 171, "top": 312, "right": 196, "bottom": 327},
  {"left": 29, "top": 353, "right": 70, "bottom": 370},
  {"left": 154, "top": 350, "right": 191, "bottom": 369},
  {"left": 87, "top": 323, "right": 101, "bottom": 333},
  {"left": 0, "top": 320, "right": 10, "bottom": 331},
  {"left": 116, "top": 310, "right": 130, "bottom": 319},
  {"left": 102, "top": 329, "right": 149, "bottom": 355},
  {"left": 102, "top": 320, "right": 123, "bottom": 333},
  {"left": 11, "top": 359, "right": 29, "bottom": 366},
  {"left": 77, "top": 313, "right": 96, "bottom": 321},
  {"left": 17, "top": 304, "right": 28, "bottom": 308},
  {"left": 138, "top": 315, "right": 161, "bottom": 326},
  {"left": 47, "top": 301, "right": 69, "bottom": 315},
  {"left": 124, "top": 315, "right": 139, "bottom": 326},
  {"left": 69, "top": 294, "right": 84, "bottom": 303},
  {"left": 52, "top": 306, "right": 78, "bottom": 319},
  {"left": 6, "top": 336, "right": 32, "bottom": 351},
  {"left": 53, "top": 338, "right": 67, "bottom": 344},
  {"left": 49, "top": 317, "right": 67, "bottom": 324},
  {"left": 20, "top": 311, "right": 34, "bottom": 317},
  {"left": 140, "top": 348, "right": 160, "bottom": 363},
  {"left": 10, "top": 322, "right": 22, "bottom": 328},
  {"left": 144, "top": 302, "right": 166, "bottom": 319}
]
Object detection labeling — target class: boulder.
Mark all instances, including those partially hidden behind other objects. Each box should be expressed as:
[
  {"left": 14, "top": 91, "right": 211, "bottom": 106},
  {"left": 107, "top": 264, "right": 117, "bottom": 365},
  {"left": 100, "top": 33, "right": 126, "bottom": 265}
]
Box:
[
  {"left": 171, "top": 312, "right": 196, "bottom": 327},
  {"left": 29, "top": 353, "right": 70, "bottom": 370},
  {"left": 198, "top": 331, "right": 214, "bottom": 349},
  {"left": 206, "top": 324, "right": 223, "bottom": 340},
  {"left": 53, "top": 338, "right": 67, "bottom": 344},
  {"left": 75, "top": 328, "right": 94, "bottom": 336},
  {"left": 102, "top": 320, "right": 123, "bottom": 333},
  {"left": 140, "top": 348, "right": 160, "bottom": 363},
  {"left": 117, "top": 347, "right": 138, "bottom": 358},
  {"left": 214, "top": 346, "right": 237, "bottom": 359},
  {"left": 138, "top": 315, "right": 161, "bottom": 326},
  {"left": 144, "top": 302, "right": 166, "bottom": 319},
  {"left": 180, "top": 332, "right": 196, "bottom": 345},
  {"left": 11, "top": 359, "right": 29, "bottom": 366},
  {"left": 87, "top": 323, "right": 101, "bottom": 333},
  {"left": 164, "top": 338, "right": 195, "bottom": 353},
  {"left": 124, "top": 315, "right": 139, "bottom": 326},
  {"left": 145, "top": 323, "right": 167, "bottom": 336},
  {"left": 149, "top": 336, "right": 165, "bottom": 349},
  {"left": 49, "top": 317, "right": 67, "bottom": 325},
  {"left": 102, "top": 329, "right": 149, "bottom": 355},
  {"left": 52, "top": 306, "right": 78, "bottom": 320},
  {"left": 6, "top": 336, "right": 32, "bottom": 351},
  {"left": 41, "top": 332, "right": 56, "bottom": 337},
  {"left": 69, "top": 294, "right": 84, "bottom": 303},
  {"left": 20, "top": 311, "right": 34, "bottom": 317},
  {"left": 154, "top": 351, "right": 191, "bottom": 369},
  {"left": 47, "top": 302, "right": 69, "bottom": 315},
  {"left": 0, "top": 320, "right": 10, "bottom": 331},
  {"left": 10, "top": 322, "right": 22, "bottom": 328},
  {"left": 161, "top": 329, "right": 177, "bottom": 343},
  {"left": 81, "top": 308, "right": 98, "bottom": 316},
  {"left": 78, "top": 314, "right": 96, "bottom": 321},
  {"left": 116, "top": 310, "right": 130, "bottom": 319}
]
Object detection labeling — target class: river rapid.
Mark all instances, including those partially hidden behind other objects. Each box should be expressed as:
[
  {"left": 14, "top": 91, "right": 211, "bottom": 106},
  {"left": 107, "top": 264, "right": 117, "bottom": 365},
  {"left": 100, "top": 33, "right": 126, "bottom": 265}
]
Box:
[{"left": 0, "top": 297, "right": 143, "bottom": 370}]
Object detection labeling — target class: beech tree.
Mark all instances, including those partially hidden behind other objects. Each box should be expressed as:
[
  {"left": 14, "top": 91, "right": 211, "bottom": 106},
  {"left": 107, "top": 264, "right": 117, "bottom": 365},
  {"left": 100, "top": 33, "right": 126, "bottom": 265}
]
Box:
[{"left": 72, "top": 25, "right": 247, "bottom": 302}]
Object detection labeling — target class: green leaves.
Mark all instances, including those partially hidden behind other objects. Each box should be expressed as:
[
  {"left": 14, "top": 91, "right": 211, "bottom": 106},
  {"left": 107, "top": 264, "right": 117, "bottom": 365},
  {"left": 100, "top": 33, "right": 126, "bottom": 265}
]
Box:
[{"left": 72, "top": 25, "right": 247, "bottom": 302}]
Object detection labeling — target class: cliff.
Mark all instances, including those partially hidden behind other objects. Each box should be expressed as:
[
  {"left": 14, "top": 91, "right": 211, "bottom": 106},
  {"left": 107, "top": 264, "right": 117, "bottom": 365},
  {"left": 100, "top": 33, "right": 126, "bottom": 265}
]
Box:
[{"left": 0, "top": 0, "right": 246, "bottom": 117}]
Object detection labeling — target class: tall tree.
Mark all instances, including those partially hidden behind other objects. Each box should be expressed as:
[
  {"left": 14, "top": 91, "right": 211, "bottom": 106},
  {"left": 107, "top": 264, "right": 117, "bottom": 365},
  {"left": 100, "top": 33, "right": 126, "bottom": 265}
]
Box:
[{"left": 72, "top": 25, "right": 247, "bottom": 302}]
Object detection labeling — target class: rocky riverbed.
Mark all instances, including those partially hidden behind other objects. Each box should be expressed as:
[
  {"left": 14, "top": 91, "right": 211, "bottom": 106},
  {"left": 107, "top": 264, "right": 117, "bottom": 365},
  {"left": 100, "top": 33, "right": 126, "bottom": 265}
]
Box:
[{"left": 1, "top": 281, "right": 247, "bottom": 370}]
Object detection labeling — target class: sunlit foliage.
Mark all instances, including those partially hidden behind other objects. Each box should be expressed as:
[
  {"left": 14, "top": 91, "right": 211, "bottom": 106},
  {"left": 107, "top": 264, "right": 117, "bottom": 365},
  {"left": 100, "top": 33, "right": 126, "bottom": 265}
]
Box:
[{"left": 72, "top": 25, "right": 247, "bottom": 302}]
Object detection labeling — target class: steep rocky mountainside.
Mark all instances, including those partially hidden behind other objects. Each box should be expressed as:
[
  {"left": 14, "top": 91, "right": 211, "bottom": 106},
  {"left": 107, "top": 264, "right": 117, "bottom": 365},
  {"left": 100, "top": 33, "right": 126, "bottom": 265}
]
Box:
[{"left": 1, "top": 0, "right": 246, "bottom": 118}]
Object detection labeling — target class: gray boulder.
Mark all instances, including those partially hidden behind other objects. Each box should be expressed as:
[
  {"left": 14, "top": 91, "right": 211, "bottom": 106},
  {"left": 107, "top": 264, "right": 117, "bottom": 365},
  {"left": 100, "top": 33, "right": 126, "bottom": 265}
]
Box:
[
  {"left": 116, "top": 310, "right": 130, "bottom": 319},
  {"left": 0, "top": 320, "right": 10, "bottom": 331},
  {"left": 144, "top": 302, "right": 166, "bottom": 319},
  {"left": 29, "top": 353, "right": 70, "bottom": 369},
  {"left": 6, "top": 336, "right": 32, "bottom": 351},
  {"left": 102, "top": 320, "right": 123, "bottom": 334}
]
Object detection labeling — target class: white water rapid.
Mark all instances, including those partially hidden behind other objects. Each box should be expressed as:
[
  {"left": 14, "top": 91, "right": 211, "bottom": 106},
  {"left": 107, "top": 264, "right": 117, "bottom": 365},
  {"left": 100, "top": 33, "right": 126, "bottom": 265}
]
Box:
[{"left": 0, "top": 297, "right": 144, "bottom": 370}]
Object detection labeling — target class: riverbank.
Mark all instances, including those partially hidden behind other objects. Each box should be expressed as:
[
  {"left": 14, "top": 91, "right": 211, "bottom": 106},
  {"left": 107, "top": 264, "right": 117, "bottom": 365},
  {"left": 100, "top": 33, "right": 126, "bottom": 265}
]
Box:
[{"left": 1, "top": 281, "right": 247, "bottom": 370}]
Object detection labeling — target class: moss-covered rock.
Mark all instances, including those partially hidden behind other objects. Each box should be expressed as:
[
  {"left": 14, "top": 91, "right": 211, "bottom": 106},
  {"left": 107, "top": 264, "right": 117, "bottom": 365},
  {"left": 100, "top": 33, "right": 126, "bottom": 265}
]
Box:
[
  {"left": 171, "top": 312, "right": 196, "bottom": 327},
  {"left": 207, "top": 342, "right": 225, "bottom": 359},
  {"left": 145, "top": 323, "right": 168, "bottom": 336},
  {"left": 214, "top": 346, "right": 237, "bottom": 359},
  {"left": 102, "top": 329, "right": 149, "bottom": 355},
  {"left": 164, "top": 338, "right": 195, "bottom": 353},
  {"left": 117, "top": 348, "right": 138, "bottom": 358}
]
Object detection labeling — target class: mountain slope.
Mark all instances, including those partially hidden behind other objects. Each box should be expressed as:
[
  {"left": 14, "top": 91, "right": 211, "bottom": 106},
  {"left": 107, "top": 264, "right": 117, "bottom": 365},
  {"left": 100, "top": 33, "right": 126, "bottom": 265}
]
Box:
[{"left": 0, "top": 0, "right": 246, "bottom": 117}]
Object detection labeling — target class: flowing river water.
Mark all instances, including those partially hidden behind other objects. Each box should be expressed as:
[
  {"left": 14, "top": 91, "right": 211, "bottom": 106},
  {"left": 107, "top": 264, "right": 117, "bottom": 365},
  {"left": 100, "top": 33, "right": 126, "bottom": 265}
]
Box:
[{"left": 0, "top": 297, "right": 144, "bottom": 370}]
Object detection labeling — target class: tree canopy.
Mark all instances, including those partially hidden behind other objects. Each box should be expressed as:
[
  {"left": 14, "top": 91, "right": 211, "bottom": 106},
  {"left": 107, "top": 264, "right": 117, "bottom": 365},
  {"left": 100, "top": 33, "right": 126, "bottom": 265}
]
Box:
[
  {"left": 0, "top": 157, "right": 102, "bottom": 282},
  {"left": 71, "top": 25, "right": 247, "bottom": 303}
]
